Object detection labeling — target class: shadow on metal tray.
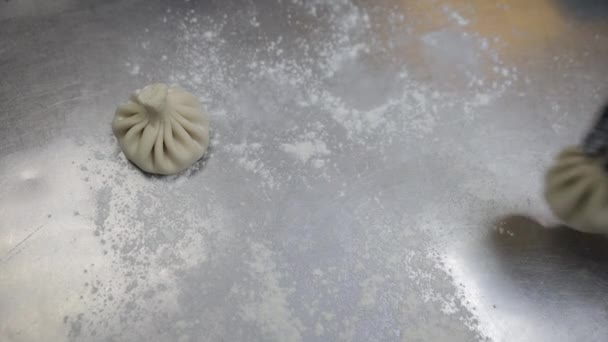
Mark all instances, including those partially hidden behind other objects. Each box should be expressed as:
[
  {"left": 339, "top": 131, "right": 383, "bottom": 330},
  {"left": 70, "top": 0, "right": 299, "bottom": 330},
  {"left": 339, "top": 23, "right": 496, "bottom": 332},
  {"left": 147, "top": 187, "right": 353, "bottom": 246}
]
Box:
[
  {"left": 487, "top": 215, "right": 608, "bottom": 299},
  {"left": 554, "top": 0, "right": 608, "bottom": 20}
]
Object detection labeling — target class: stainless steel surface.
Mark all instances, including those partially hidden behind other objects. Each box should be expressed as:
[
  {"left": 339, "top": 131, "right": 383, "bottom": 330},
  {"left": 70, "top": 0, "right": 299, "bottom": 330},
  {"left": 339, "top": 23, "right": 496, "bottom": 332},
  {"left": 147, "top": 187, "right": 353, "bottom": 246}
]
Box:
[{"left": 1, "top": 0, "right": 608, "bottom": 341}]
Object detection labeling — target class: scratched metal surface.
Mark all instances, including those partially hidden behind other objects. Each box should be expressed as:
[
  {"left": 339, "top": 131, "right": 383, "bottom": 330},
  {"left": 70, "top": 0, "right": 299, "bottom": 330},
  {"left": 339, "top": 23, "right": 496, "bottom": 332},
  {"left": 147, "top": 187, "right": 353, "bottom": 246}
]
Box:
[{"left": 1, "top": 0, "right": 608, "bottom": 341}]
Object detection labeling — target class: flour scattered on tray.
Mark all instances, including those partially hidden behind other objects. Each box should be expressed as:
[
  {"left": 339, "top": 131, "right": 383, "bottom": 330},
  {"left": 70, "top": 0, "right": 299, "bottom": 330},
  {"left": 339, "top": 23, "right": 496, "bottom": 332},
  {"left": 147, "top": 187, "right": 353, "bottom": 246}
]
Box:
[
  {"left": 225, "top": 142, "right": 277, "bottom": 189},
  {"left": 445, "top": 6, "right": 470, "bottom": 26},
  {"left": 232, "top": 241, "right": 305, "bottom": 341},
  {"left": 108, "top": 0, "right": 524, "bottom": 339},
  {"left": 281, "top": 139, "right": 330, "bottom": 163},
  {"left": 62, "top": 137, "right": 231, "bottom": 340}
]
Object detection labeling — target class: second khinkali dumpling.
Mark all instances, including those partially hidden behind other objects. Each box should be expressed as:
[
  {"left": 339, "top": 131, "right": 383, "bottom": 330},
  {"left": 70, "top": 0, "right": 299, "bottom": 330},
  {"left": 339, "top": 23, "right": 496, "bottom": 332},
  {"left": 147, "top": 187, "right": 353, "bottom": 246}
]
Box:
[
  {"left": 112, "top": 83, "right": 209, "bottom": 175},
  {"left": 544, "top": 147, "right": 608, "bottom": 233}
]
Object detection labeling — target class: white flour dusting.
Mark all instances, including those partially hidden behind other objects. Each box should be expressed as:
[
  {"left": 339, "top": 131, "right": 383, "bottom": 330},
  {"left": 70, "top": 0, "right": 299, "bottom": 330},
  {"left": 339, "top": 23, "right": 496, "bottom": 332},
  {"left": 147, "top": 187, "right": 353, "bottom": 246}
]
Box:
[
  {"left": 224, "top": 142, "right": 277, "bottom": 190},
  {"left": 0, "top": 140, "right": 102, "bottom": 341},
  {"left": 125, "top": 62, "right": 140, "bottom": 75},
  {"left": 0, "top": 136, "right": 232, "bottom": 341},
  {"left": 232, "top": 241, "right": 305, "bottom": 341},
  {"left": 445, "top": 6, "right": 471, "bottom": 26},
  {"left": 281, "top": 139, "right": 330, "bottom": 163},
  {"left": 112, "top": 0, "right": 523, "bottom": 339},
  {"left": 123, "top": 0, "right": 519, "bottom": 172}
]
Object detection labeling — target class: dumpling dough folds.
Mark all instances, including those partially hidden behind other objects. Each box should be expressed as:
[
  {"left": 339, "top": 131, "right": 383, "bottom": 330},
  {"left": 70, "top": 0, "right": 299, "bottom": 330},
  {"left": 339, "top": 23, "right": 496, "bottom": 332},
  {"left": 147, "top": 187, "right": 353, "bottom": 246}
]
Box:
[
  {"left": 112, "top": 83, "right": 209, "bottom": 175},
  {"left": 545, "top": 147, "right": 608, "bottom": 233}
]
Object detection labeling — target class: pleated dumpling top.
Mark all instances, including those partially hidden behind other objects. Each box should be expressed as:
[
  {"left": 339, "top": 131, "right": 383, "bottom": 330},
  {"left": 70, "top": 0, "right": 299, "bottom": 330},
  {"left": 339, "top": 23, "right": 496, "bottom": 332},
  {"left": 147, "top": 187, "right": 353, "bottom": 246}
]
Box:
[{"left": 112, "top": 83, "right": 209, "bottom": 175}]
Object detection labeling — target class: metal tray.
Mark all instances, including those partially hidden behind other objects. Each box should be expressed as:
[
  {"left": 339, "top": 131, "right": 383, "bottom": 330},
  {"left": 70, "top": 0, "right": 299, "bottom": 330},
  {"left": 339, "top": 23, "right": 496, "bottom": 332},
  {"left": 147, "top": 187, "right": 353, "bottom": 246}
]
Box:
[{"left": 1, "top": 0, "right": 608, "bottom": 341}]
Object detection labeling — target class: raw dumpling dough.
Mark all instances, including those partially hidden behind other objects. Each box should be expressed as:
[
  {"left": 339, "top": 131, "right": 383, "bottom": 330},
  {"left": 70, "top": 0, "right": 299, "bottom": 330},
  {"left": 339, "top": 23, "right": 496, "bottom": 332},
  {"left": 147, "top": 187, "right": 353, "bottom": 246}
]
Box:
[
  {"left": 112, "top": 83, "right": 209, "bottom": 175},
  {"left": 544, "top": 147, "right": 608, "bottom": 233}
]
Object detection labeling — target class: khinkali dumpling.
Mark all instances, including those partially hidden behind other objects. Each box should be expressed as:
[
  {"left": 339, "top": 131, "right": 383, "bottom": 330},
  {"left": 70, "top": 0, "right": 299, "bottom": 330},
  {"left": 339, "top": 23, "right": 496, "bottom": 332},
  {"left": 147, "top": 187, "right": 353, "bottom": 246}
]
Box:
[
  {"left": 112, "top": 83, "right": 209, "bottom": 175},
  {"left": 544, "top": 147, "right": 608, "bottom": 233}
]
